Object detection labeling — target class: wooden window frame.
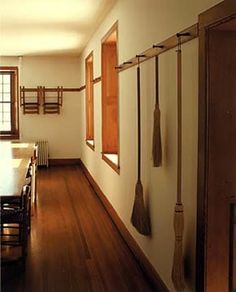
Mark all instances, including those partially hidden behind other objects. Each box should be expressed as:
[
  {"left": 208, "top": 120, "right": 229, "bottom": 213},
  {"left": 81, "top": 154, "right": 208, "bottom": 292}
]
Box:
[
  {"left": 85, "top": 52, "right": 95, "bottom": 151},
  {"left": 0, "top": 66, "right": 19, "bottom": 140},
  {"left": 101, "top": 21, "right": 120, "bottom": 173}
]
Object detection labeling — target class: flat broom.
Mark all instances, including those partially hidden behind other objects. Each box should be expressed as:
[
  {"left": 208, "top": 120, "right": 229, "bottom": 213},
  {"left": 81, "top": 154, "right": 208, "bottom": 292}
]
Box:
[
  {"left": 131, "top": 55, "right": 151, "bottom": 236},
  {"left": 171, "top": 33, "right": 187, "bottom": 291},
  {"left": 152, "top": 55, "right": 162, "bottom": 167}
]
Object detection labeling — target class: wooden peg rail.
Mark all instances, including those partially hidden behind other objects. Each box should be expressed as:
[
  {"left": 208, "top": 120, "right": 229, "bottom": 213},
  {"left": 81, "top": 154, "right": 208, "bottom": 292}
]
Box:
[
  {"left": 20, "top": 23, "right": 199, "bottom": 105},
  {"left": 20, "top": 86, "right": 85, "bottom": 93},
  {"left": 44, "top": 87, "right": 85, "bottom": 92},
  {"left": 76, "top": 23, "right": 199, "bottom": 91},
  {"left": 116, "top": 23, "right": 199, "bottom": 72},
  {"left": 93, "top": 77, "right": 101, "bottom": 84},
  {"left": 75, "top": 77, "right": 101, "bottom": 92}
]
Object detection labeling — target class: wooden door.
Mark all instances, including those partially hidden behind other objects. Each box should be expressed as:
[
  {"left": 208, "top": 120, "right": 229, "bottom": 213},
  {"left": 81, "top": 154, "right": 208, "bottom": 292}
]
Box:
[
  {"left": 207, "top": 23, "right": 236, "bottom": 292},
  {"left": 197, "top": 2, "right": 236, "bottom": 291}
]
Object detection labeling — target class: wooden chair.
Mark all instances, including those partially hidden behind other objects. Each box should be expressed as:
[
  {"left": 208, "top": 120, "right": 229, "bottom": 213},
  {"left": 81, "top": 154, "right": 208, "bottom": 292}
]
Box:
[
  {"left": 26, "top": 147, "right": 38, "bottom": 204},
  {"left": 42, "top": 86, "right": 63, "bottom": 114},
  {"left": 1, "top": 185, "right": 31, "bottom": 261},
  {"left": 20, "top": 86, "right": 41, "bottom": 114},
  {"left": 32, "top": 146, "right": 38, "bottom": 204},
  {"left": 10, "top": 160, "right": 34, "bottom": 233}
]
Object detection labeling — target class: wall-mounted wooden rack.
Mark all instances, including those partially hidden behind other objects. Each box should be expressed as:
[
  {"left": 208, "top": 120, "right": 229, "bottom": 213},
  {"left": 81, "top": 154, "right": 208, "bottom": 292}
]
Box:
[
  {"left": 78, "top": 85, "right": 86, "bottom": 91},
  {"left": 116, "top": 23, "right": 199, "bottom": 72},
  {"left": 20, "top": 23, "right": 199, "bottom": 108},
  {"left": 93, "top": 77, "right": 101, "bottom": 84},
  {"left": 76, "top": 23, "right": 199, "bottom": 92}
]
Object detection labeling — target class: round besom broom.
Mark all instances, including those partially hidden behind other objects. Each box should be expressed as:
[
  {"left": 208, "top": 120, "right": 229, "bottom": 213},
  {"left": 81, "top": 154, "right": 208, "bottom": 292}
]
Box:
[
  {"left": 171, "top": 33, "right": 189, "bottom": 291},
  {"left": 131, "top": 55, "right": 151, "bottom": 236},
  {"left": 152, "top": 55, "right": 162, "bottom": 167}
]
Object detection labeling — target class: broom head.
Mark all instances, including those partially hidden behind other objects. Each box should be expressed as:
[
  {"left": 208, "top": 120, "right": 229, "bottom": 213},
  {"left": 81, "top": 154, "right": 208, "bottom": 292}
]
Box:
[
  {"left": 152, "top": 104, "right": 162, "bottom": 167},
  {"left": 171, "top": 203, "right": 185, "bottom": 291},
  {"left": 131, "top": 180, "right": 151, "bottom": 235}
]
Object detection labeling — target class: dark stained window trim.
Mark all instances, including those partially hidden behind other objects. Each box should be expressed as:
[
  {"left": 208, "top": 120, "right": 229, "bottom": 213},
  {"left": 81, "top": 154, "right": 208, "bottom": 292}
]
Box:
[{"left": 0, "top": 66, "right": 19, "bottom": 140}]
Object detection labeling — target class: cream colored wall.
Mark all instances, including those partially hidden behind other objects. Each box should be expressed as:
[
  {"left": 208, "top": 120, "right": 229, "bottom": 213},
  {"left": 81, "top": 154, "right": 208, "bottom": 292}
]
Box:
[
  {"left": 0, "top": 57, "right": 19, "bottom": 67},
  {"left": 0, "top": 56, "right": 81, "bottom": 158},
  {"left": 78, "top": 0, "right": 222, "bottom": 291}
]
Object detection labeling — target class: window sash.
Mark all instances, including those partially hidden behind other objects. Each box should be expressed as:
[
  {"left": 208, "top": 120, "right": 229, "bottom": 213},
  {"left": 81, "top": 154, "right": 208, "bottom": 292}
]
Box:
[{"left": 0, "top": 67, "right": 19, "bottom": 138}]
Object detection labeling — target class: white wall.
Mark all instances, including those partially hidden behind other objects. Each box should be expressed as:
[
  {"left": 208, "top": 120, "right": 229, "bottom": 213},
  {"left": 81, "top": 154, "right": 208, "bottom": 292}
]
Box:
[
  {"left": 1, "top": 56, "right": 81, "bottom": 159},
  {"left": 78, "top": 0, "right": 222, "bottom": 291}
]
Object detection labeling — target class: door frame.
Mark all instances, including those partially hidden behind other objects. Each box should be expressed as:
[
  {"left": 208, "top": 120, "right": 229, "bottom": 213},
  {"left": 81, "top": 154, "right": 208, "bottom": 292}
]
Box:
[{"left": 197, "top": 0, "right": 236, "bottom": 291}]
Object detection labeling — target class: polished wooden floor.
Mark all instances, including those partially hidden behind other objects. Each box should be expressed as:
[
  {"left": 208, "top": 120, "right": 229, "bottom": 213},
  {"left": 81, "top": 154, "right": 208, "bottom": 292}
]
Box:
[{"left": 1, "top": 166, "right": 154, "bottom": 292}]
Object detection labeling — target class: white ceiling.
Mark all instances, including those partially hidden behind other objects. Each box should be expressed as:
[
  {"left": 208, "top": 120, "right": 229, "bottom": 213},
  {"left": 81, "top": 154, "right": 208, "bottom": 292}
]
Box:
[{"left": 0, "top": 0, "right": 116, "bottom": 57}]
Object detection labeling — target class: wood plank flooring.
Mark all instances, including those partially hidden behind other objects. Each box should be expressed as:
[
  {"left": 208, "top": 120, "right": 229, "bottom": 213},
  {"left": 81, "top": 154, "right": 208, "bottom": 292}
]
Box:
[{"left": 1, "top": 166, "right": 155, "bottom": 292}]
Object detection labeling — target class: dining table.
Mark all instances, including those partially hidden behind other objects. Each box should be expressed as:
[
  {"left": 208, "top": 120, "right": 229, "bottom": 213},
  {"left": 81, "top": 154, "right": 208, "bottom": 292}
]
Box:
[{"left": 0, "top": 141, "right": 35, "bottom": 203}]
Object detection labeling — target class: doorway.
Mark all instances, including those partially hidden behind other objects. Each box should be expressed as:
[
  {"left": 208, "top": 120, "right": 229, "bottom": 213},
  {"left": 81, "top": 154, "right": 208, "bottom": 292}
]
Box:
[{"left": 197, "top": 2, "right": 236, "bottom": 291}]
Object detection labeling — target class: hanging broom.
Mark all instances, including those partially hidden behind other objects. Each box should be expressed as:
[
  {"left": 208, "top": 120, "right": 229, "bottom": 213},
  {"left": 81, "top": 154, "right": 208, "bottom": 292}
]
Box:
[
  {"left": 131, "top": 55, "right": 151, "bottom": 236},
  {"left": 171, "top": 33, "right": 189, "bottom": 291},
  {"left": 152, "top": 55, "right": 162, "bottom": 167}
]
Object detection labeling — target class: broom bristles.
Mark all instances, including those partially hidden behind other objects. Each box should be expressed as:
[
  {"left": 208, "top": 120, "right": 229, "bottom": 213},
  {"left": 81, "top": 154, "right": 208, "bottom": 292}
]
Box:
[
  {"left": 131, "top": 180, "right": 151, "bottom": 235},
  {"left": 172, "top": 204, "right": 185, "bottom": 291},
  {"left": 152, "top": 105, "right": 162, "bottom": 167}
]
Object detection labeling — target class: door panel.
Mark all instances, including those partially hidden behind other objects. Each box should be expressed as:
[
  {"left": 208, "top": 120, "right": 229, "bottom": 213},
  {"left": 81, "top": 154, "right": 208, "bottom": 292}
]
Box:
[{"left": 206, "top": 26, "right": 236, "bottom": 291}]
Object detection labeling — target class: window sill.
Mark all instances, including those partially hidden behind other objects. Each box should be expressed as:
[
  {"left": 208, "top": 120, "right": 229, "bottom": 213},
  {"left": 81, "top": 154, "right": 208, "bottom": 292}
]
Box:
[
  {"left": 0, "top": 133, "right": 19, "bottom": 140},
  {"left": 86, "top": 139, "right": 95, "bottom": 151},
  {"left": 102, "top": 153, "right": 120, "bottom": 174}
]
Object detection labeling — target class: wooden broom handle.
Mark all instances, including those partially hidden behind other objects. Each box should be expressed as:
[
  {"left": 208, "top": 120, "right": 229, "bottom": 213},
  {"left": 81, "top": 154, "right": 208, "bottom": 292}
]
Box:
[
  {"left": 177, "top": 47, "right": 182, "bottom": 204},
  {"left": 137, "top": 65, "right": 141, "bottom": 181},
  {"left": 155, "top": 56, "right": 159, "bottom": 105}
]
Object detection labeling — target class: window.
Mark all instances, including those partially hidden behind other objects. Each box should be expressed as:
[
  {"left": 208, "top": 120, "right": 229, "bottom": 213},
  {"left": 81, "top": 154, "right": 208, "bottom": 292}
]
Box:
[
  {"left": 101, "top": 22, "right": 119, "bottom": 173},
  {"left": 0, "top": 67, "right": 19, "bottom": 139},
  {"left": 85, "top": 52, "right": 94, "bottom": 150}
]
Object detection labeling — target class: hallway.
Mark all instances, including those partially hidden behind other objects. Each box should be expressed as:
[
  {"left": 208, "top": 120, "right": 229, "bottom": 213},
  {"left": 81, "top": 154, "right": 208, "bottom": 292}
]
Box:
[{"left": 1, "top": 166, "right": 154, "bottom": 292}]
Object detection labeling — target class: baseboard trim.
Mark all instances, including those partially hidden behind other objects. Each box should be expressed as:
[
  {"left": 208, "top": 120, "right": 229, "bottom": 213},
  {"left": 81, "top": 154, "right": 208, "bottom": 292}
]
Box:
[
  {"left": 49, "top": 158, "right": 80, "bottom": 166},
  {"left": 80, "top": 159, "right": 168, "bottom": 292}
]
